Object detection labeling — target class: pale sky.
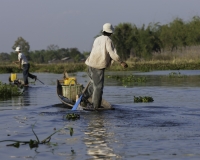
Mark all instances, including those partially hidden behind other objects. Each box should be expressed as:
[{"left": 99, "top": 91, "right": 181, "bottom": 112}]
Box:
[{"left": 0, "top": 0, "right": 200, "bottom": 53}]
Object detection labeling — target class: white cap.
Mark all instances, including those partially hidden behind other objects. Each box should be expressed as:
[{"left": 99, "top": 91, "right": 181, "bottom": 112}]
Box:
[
  {"left": 15, "top": 47, "right": 21, "bottom": 52},
  {"left": 102, "top": 23, "right": 114, "bottom": 33}
]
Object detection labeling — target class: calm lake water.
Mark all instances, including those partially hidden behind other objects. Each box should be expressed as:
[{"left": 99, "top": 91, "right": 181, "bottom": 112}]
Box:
[{"left": 0, "top": 70, "right": 200, "bottom": 160}]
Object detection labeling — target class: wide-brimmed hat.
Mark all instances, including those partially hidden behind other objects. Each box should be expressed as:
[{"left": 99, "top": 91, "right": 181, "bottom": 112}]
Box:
[
  {"left": 15, "top": 46, "right": 21, "bottom": 51},
  {"left": 102, "top": 23, "right": 114, "bottom": 33}
]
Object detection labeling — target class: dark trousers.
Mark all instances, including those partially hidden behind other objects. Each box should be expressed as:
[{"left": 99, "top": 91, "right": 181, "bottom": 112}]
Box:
[
  {"left": 84, "top": 66, "right": 105, "bottom": 108},
  {"left": 23, "top": 63, "right": 35, "bottom": 85}
]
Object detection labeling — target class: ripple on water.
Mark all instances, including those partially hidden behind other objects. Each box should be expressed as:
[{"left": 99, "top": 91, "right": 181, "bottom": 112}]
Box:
[{"left": 1, "top": 72, "right": 200, "bottom": 159}]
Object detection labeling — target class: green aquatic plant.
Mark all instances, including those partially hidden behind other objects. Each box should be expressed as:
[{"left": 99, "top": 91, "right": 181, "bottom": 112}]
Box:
[
  {"left": 107, "top": 75, "right": 147, "bottom": 83},
  {"left": 0, "top": 122, "right": 74, "bottom": 148},
  {"left": 134, "top": 96, "right": 154, "bottom": 103},
  {"left": 0, "top": 81, "right": 22, "bottom": 99},
  {"left": 168, "top": 71, "right": 187, "bottom": 78},
  {"left": 64, "top": 113, "right": 80, "bottom": 121}
]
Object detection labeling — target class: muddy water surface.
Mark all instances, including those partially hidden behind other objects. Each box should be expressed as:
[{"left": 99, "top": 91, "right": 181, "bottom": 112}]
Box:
[{"left": 0, "top": 71, "right": 200, "bottom": 160}]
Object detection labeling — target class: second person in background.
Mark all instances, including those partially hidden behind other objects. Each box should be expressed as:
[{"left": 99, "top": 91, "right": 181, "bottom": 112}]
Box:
[{"left": 14, "top": 46, "right": 37, "bottom": 87}]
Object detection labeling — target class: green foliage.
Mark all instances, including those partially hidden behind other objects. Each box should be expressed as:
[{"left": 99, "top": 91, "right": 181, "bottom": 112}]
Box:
[
  {"left": 111, "top": 22, "right": 163, "bottom": 60},
  {"left": 112, "top": 23, "right": 134, "bottom": 60},
  {"left": 129, "top": 61, "right": 200, "bottom": 71},
  {"left": 12, "top": 142, "right": 20, "bottom": 148},
  {"left": 1, "top": 16, "right": 200, "bottom": 63},
  {"left": 12, "top": 37, "right": 31, "bottom": 60},
  {"left": 0, "top": 53, "right": 10, "bottom": 62},
  {"left": 9, "top": 52, "right": 18, "bottom": 62},
  {"left": 30, "top": 63, "right": 86, "bottom": 73},
  {"left": 82, "top": 51, "right": 90, "bottom": 58},
  {"left": 110, "top": 16, "right": 200, "bottom": 60},
  {"left": 29, "top": 48, "right": 85, "bottom": 63},
  {"left": 64, "top": 113, "right": 80, "bottom": 121},
  {"left": 0, "top": 123, "right": 74, "bottom": 148},
  {"left": 0, "top": 81, "right": 22, "bottom": 100},
  {"left": 107, "top": 75, "right": 147, "bottom": 83},
  {"left": 133, "top": 23, "right": 162, "bottom": 59},
  {"left": 168, "top": 71, "right": 187, "bottom": 78},
  {"left": 1, "top": 60, "right": 200, "bottom": 74},
  {"left": 186, "top": 16, "right": 200, "bottom": 45},
  {"left": 12, "top": 37, "right": 30, "bottom": 52},
  {"left": 0, "top": 64, "right": 21, "bottom": 73},
  {"left": 134, "top": 96, "right": 154, "bottom": 103},
  {"left": 1, "top": 42, "right": 86, "bottom": 64}
]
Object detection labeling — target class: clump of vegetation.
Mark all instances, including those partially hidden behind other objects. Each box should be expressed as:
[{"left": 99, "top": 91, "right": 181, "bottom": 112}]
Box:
[
  {"left": 64, "top": 113, "right": 80, "bottom": 121},
  {"left": 134, "top": 96, "right": 154, "bottom": 103},
  {"left": 0, "top": 81, "right": 22, "bottom": 100},
  {"left": 107, "top": 75, "right": 147, "bottom": 83},
  {"left": 1, "top": 60, "right": 200, "bottom": 73},
  {"left": 29, "top": 63, "right": 86, "bottom": 73},
  {"left": 0, "top": 122, "right": 73, "bottom": 148},
  {"left": 168, "top": 71, "right": 187, "bottom": 78}
]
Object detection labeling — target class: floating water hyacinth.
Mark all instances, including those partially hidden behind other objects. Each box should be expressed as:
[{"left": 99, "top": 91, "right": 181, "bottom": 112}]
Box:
[
  {"left": 168, "top": 71, "right": 187, "bottom": 78},
  {"left": 64, "top": 113, "right": 80, "bottom": 121},
  {"left": 134, "top": 96, "right": 154, "bottom": 103},
  {"left": 0, "top": 81, "right": 22, "bottom": 100},
  {"left": 107, "top": 75, "right": 147, "bottom": 83}
]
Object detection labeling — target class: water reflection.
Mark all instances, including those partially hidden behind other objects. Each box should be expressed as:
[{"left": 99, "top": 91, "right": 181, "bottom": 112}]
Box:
[
  {"left": 83, "top": 113, "right": 117, "bottom": 159},
  {"left": 10, "top": 87, "right": 30, "bottom": 107},
  {"left": 0, "top": 92, "right": 30, "bottom": 111},
  {"left": 17, "top": 87, "right": 31, "bottom": 106}
]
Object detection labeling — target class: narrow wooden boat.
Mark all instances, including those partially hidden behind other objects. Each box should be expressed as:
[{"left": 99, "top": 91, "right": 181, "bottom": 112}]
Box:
[{"left": 57, "top": 80, "right": 114, "bottom": 110}]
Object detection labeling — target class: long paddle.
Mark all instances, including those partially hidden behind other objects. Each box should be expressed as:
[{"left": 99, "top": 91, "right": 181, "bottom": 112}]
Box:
[
  {"left": 36, "top": 78, "right": 45, "bottom": 85},
  {"left": 72, "top": 81, "right": 91, "bottom": 110}
]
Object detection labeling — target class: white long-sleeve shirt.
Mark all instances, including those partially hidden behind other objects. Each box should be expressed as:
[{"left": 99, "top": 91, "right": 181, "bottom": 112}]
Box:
[
  {"left": 18, "top": 52, "right": 28, "bottom": 65},
  {"left": 85, "top": 35, "right": 122, "bottom": 69}
]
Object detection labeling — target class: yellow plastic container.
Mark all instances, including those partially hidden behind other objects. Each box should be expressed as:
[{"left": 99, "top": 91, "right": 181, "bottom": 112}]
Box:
[
  {"left": 11, "top": 73, "right": 17, "bottom": 81},
  {"left": 64, "top": 77, "right": 76, "bottom": 85}
]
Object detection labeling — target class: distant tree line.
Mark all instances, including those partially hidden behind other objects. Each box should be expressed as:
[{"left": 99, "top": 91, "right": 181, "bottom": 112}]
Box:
[
  {"left": 0, "top": 37, "right": 87, "bottom": 63},
  {"left": 1, "top": 16, "right": 200, "bottom": 63},
  {"left": 111, "top": 16, "right": 200, "bottom": 60}
]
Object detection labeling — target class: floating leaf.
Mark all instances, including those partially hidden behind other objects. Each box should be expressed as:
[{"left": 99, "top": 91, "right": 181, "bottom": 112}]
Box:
[{"left": 13, "top": 142, "right": 20, "bottom": 148}]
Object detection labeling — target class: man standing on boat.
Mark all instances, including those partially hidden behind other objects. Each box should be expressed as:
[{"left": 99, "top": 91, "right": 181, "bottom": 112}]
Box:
[
  {"left": 84, "top": 23, "right": 128, "bottom": 109},
  {"left": 13, "top": 46, "right": 37, "bottom": 87}
]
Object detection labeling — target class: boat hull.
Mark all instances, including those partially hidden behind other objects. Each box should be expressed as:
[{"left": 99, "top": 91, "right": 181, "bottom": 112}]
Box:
[{"left": 57, "top": 80, "right": 114, "bottom": 110}]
